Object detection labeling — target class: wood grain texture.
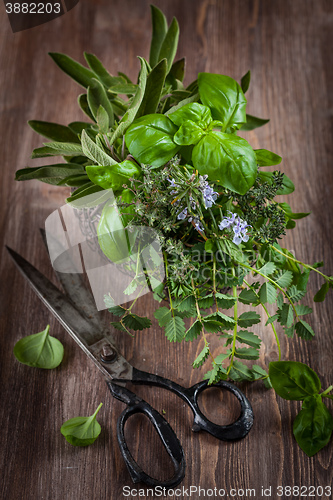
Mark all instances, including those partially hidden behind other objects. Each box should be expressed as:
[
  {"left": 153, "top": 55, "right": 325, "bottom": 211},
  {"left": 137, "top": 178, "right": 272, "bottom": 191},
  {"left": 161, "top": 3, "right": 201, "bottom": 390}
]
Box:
[{"left": 0, "top": 0, "right": 332, "bottom": 498}]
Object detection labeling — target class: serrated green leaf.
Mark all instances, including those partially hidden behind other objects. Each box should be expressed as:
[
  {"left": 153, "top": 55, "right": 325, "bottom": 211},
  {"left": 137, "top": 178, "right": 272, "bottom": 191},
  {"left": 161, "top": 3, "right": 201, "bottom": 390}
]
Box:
[
  {"left": 265, "top": 314, "right": 278, "bottom": 326},
  {"left": 175, "top": 295, "right": 196, "bottom": 316},
  {"left": 198, "top": 294, "right": 214, "bottom": 309},
  {"left": 228, "top": 360, "right": 253, "bottom": 381},
  {"left": 110, "top": 321, "right": 129, "bottom": 333},
  {"left": 295, "top": 304, "right": 313, "bottom": 316},
  {"left": 259, "top": 282, "right": 277, "bottom": 304},
  {"left": 275, "top": 271, "right": 293, "bottom": 289},
  {"left": 251, "top": 364, "right": 268, "bottom": 378},
  {"left": 234, "top": 347, "right": 260, "bottom": 360},
  {"left": 203, "top": 320, "right": 225, "bottom": 333},
  {"left": 288, "top": 285, "right": 306, "bottom": 303},
  {"left": 154, "top": 306, "right": 172, "bottom": 327},
  {"left": 193, "top": 344, "right": 210, "bottom": 368},
  {"left": 238, "top": 311, "right": 261, "bottom": 328},
  {"left": 165, "top": 316, "right": 186, "bottom": 342},
  {"left": 238, "top": 288, "right": 258, "bottom": 305},
  {"left": 215, "top": 293, "right": 236, "bottom": 309},
  {"left": 278, "top": 303, "right": 294, "bottom": 327},
  {"left": 236, "top": 331, "right": 261, "bottom": 348},
  {"left": 184, "top": 320, "right": 202, "bottom": 341},
  {"left": 123, "top": 314, "right": 152, "bottom": 331},
  {"left": 295, "top": 320, "right": 315, "bottom": 340},
  {"left": 257, "top": 262, "right": 276, "bottom": 276}
]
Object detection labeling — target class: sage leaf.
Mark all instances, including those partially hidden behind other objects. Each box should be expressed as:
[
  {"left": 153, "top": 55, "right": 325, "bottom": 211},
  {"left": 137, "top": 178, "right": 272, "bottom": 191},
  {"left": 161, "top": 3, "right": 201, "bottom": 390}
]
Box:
[
  {"left": 198, "top": 73, "right": 247, "bottom": 131},
  {"left": 240, "top": 114, "right": 269, "bottom": 131},
  {"left": 109, "top": 57, "right": 148, "bottom": 145},
  {"left": 96, "top": 106, "right": 110, "bottom": 134},
  {"left": 149, "top": 5, "right": 168, "bottom": 68},
  {"left": 137, "top": 58, "right": 168, "bottom": 117},
  {"left": 84, "top": 52, "right": 115, "bottom": 88},
  {"left": 87, "top": 78, "right": 114, "bottom": 127},
  {"left": 158, "top": 17, "right": 179, "bottom": 74},
  {"left": 49, "top": 52, "right": 96, "bottom": 88},
  {"left": 192, "top": 131, "right": 257, "bottom": 195},
  {"left": 269, "top": 361, "right": 321, "bottom": 400},
  {"left": 78, "top": 94, "right": 96, "bottom": 122},
  {"left": 15, "top": 163, "right": 85, "bottom": 185},
  {"left": 293, "top": 394, "right": 333, "bottom": 457},
  {"left": 13, "top": 325, "right": 64, "bottom": 369},
  {"left": 81, "top": 129, "right": 116, "bottom": 166},
  {"left": 125, "top": 114, "right": 180, "bottom": 167},
  {"left": 61, "top": 403, "right": 103, "bottom": 447},
  {"left": 28, "top": 120, "right": 80, "bottom": 143}
]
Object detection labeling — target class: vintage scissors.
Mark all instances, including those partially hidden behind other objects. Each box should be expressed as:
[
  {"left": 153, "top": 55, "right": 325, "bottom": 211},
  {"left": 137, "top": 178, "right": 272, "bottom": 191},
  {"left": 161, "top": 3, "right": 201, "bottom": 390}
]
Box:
[{"left": 6, "top": 239, "right": 254, "bottom": 489}]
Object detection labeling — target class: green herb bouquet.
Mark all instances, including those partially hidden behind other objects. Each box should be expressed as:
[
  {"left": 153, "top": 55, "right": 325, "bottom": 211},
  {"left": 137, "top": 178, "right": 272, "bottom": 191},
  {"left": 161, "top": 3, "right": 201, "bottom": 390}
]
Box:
[{"left": 16, "top": 6, "right": 333, "bottom": 457}]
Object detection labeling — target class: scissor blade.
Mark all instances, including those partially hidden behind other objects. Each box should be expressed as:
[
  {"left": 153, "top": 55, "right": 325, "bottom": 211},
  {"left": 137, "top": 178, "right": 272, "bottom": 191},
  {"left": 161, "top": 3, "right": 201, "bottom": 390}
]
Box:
[
  {"left": 39, "top": 228, "right": 103, "bottom": 330},
  {"left": 7, "top": 245, "right": 105, "bottom": 347}
]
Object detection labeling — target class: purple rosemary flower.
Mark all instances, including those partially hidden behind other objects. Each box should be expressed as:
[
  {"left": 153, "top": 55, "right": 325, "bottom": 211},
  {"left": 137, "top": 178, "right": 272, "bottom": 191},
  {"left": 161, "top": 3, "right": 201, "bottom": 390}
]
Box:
[
  {"left": 177, "top": 207, "right": 188, "bottom": 220},
  {"left": 167, "top": 177, "right": 177, "bottom": 187},
  {"left": 198, "top": 175, "right": 218, "bottom": 209}
]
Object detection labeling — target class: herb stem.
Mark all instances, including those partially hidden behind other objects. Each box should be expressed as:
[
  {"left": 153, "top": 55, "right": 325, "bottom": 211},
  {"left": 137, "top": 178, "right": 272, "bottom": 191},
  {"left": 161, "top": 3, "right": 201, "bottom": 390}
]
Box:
[
  {"left": 321, "top": 385, "right": 333, "bottom": 397},
  {"left": 191, "top": 277, "right": 215, "bottom": 363},
  {"left": 227, "top": 267, "right": 238, "bottom": 375}
]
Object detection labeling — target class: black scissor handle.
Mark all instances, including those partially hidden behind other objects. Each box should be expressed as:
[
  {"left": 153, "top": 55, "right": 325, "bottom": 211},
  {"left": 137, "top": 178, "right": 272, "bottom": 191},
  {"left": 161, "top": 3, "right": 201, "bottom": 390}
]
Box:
[
  {"left": 132, "top": 368, "right": 254, "bottom": 441},
  {"left": 108, "top": 381, "right": 186, "bottom": 488}
]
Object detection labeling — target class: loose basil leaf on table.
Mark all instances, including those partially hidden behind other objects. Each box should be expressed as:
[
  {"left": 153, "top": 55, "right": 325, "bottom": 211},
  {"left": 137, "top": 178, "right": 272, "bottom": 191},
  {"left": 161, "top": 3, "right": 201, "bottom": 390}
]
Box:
[
  {"left": 125, "top": 113, "right": 180, "bottom": 167},
  {"left": 61, "top": 403, "right": 103, "bottom": 447},
  {"left": 293, "top": 394, "right": 333, "bottom": 457},
  {"left": 198, "top": 73, "right": 247, "bottom": 131},
  {"left": 13, "top": 325, "right": 64, "bottom": 369},
  {"left": 269, "top": 361, "right": 321, "bottom": 400},
  {"left": 192, "top": 131, "right": 257, "bottom": 195}
]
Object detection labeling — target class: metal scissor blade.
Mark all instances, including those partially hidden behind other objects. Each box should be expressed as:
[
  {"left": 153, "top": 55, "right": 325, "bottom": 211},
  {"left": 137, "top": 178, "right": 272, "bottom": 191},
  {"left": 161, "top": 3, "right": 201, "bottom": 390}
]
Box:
[
  {"left": 39, "top": 228, "right": 103, "bottom": 330},
  {"left": 6, "top": 246, "right": 133, "bottom": 381}
]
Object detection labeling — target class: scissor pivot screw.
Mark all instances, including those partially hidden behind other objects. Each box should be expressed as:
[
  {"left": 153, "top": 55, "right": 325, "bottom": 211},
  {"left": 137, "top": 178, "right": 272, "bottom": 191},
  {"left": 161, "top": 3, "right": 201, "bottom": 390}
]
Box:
[{"left": 100, "top": 345, "right": 117, "bottom": 363}]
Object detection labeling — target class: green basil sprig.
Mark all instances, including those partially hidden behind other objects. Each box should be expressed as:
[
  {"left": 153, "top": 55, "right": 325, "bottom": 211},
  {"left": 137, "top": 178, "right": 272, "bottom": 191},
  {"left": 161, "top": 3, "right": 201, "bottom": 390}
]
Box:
[
  {"left": 269, "top": 361, "right": 333, "bottom": 456},
  {"left": 61, "top": 403, "right": 103, "bottom": 447},
  {"left": 13, "top": 325, "right": 64, "bottom": 369}
]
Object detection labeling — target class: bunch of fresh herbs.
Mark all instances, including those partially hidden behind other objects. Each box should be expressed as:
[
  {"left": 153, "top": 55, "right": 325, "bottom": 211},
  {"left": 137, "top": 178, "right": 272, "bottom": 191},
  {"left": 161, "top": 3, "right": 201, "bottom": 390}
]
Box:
[{"left": 16, "top": 5, "right": 333, "bottom": 456}]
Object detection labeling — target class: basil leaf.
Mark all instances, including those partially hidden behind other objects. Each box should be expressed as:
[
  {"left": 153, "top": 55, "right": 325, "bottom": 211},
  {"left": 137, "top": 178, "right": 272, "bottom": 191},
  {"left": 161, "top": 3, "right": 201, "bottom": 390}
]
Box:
[
  {"left": 258, "top": 171, "right": 295, "bottom": 195},
  {"left": 87, "top": 78, "right": 114, "bottom": 127},
  {"left": 173, "top": 120, "right": 205, "bottom": 146},
  {"left": 293, "top": 395, "right": 333, "bottom": 456},
  {"left": 192, "top": 131, "right": 257, "bottom": 194},
  {"left": 61, "top": 403, "right": 103, "bottom": 447},
  {"left": 240, "top": 114, "right": 270, "bottom": 131},
  {"left": 86, "top": 160, "right": 141, "bottom": 190},
  {"left": 255, "top": 149, "right": 282, "bottom": 166},
  {"left": 149, "top": 5, "right": 168, "bottom": 68},
  {"left": 198, "top": 73, "right": 247, "bottom": 131},
  {"left": 269, "top": 361, "right": 321, "bottom": 400},
  {"left": 168, "top": 102, "right": 212, "bottom": 128},
  {"left": 158, "top": 17, "right": 179, "bottom": 74},
  {"left": 13, "top": 325, "right": 64, "bottom": 369},
  {"left": 84, "top": 52, "right": 115, "bottom": 88},
  {"left": 49, "top": 52, "right": 96, "bottom": 88},
  {"left": 108, "top": 57, "right": 147, "bottom": 145},
  {"left": 125, "top": 114, "right": 180, "bottom": 167},
  {"left": 279, "top": 202, "right": 310, "bottom": 220},
  {"left": 15, "top": 163, "right": 85, "bottom": 185},
  {"left": 241, "top": 70, "right": 251, "bottom": 93},
  {"left": 137, "top": 58, "right": 168, "bottom": 117},
  {"left": 81, "top": 129, "right": 116, "bottom": 166},
  {"left": 28, "top": 120, "right": 80, "bottom": 143},
  {"left": 165, "top": 93, "right": 200, "bottom": 116}
]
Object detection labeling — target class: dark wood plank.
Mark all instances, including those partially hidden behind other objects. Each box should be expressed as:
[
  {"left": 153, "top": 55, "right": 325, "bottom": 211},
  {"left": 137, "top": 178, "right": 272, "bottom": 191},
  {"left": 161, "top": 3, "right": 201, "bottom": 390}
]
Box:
[{"left": 1, "top": 0, "right": 332, "bottom": 498}]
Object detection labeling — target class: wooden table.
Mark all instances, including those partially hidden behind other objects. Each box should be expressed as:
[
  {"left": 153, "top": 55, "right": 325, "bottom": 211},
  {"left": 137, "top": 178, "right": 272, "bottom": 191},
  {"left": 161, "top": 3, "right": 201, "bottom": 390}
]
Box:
[{"left": 1, "top": 1, "right": 332, "bottom": 498}]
